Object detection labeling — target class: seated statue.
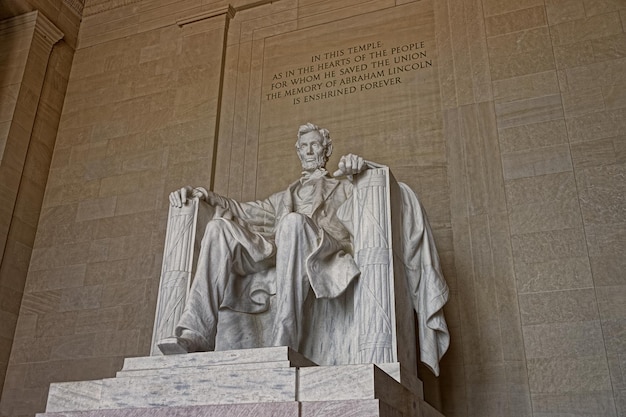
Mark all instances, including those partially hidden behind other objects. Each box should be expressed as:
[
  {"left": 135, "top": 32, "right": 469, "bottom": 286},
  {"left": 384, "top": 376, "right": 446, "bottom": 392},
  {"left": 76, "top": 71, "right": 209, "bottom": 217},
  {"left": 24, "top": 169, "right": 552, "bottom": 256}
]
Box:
[{"left": 156, "top": 122, "right": 449, "bottom": 375}]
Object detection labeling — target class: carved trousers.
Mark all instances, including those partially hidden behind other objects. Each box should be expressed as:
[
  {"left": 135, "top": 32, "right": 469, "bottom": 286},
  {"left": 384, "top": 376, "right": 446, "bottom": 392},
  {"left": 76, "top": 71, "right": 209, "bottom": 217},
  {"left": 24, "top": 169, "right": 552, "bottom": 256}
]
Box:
[{"left": 176, "top": 212, "right": 319, "bottom": 352}]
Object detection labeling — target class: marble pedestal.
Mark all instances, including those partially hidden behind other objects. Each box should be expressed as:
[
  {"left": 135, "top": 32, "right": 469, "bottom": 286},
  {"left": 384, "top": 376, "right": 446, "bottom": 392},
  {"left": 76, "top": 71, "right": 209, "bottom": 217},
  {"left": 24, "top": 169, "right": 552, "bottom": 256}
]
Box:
[{"left": 38, "top": 347, "right": 444, "bottom": 417}]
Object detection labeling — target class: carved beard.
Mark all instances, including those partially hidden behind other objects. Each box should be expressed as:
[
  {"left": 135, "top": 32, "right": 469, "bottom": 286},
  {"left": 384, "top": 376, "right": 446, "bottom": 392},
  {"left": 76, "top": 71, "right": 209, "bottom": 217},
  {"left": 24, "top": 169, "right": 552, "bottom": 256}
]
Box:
[{"left": 300, "top": 153, "right": 327, "bottom": 171}]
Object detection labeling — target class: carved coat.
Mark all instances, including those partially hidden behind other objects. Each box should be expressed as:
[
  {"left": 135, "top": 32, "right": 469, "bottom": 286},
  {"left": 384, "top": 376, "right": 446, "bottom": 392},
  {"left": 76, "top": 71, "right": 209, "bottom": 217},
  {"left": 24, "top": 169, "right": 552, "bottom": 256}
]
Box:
[{"left": 210, "top": 175, "right": 360, "bottom": 313}]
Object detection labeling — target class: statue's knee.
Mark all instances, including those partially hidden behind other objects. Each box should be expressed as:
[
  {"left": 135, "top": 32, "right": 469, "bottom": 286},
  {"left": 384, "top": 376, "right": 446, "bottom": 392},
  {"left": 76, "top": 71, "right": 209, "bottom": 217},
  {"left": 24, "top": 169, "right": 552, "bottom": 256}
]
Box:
[
  {"left": 202, "top": 219, "right": 230, "bottom": 241},
  {"left": 276, "top": 213, "right": 308, "bottom": 239},
  {"left": 278, "top": 212, "right": 307, "bottom": 229}
]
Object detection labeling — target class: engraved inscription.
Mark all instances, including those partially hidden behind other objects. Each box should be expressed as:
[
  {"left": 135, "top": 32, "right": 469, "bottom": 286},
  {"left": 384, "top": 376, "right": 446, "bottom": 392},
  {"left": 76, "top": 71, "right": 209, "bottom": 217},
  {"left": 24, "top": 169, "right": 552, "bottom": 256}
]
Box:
[{"left": 265, "top": 41, "right": 432, "bottom": 105}]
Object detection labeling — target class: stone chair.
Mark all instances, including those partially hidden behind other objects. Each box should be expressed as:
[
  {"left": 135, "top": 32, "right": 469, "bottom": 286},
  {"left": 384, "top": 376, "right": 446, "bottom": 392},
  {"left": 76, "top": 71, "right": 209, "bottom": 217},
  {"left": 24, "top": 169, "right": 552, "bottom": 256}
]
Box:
[{"left": 150, "top": 166, "right": 448, "bottom": 380}]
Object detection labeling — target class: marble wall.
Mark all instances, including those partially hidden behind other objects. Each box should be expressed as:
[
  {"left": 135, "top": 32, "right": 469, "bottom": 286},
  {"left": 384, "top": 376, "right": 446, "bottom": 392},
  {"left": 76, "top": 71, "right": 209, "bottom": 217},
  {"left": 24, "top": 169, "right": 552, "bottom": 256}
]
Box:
[
  {"left": 0, "top": 0, "right": 624, "bottom": 416},
  {"left": 0, "top": 4, "right": 76, "bottom": 403}
]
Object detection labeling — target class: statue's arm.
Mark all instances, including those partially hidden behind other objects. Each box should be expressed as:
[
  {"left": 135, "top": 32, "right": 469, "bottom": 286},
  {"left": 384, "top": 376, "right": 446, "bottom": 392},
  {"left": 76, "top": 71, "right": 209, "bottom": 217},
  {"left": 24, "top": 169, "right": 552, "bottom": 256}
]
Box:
[
  {"left": 219, "top": 194, "right": 278, "bottom": 227},
  {"left": 169, "top": 186, "right": 236, "bottom": 209},
  {"left": 168, "top": 185, "right": 277, "bottom": 226}
]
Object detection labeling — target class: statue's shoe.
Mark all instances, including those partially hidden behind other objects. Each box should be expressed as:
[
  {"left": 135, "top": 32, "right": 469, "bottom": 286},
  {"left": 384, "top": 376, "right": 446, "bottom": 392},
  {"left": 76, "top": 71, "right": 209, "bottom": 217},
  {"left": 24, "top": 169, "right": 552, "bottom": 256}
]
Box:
[{"left": 157, "top": 336, "right": 193, "bottom": 355}]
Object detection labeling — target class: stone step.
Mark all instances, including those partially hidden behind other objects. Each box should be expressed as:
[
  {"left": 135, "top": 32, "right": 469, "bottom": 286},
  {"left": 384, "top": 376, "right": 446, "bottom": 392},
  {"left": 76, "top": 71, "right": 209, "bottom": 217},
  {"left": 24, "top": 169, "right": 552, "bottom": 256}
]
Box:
[
  {"left": 38, "top": 399, "right": 421, "bottom": 417},
  {"left": 39, "top": 400, "right": 445, "bottom": 417},
  {"left": 300, "top": 364, "right": 415, "bottom": 415},
  {"left": 116, "top": 359, "right": 301, "bottom": 378},
  {"left": 46, "top": 367, "right": 297, "bottom": 412},
  {"left": 44, "top": 348, "right": 432, "bottom": 416},
  {"left": 119, "top": 346, "right": 316, "bottom": 375},
  {"left": 46, "top": 364, "right": 418, "bottom": 413}
]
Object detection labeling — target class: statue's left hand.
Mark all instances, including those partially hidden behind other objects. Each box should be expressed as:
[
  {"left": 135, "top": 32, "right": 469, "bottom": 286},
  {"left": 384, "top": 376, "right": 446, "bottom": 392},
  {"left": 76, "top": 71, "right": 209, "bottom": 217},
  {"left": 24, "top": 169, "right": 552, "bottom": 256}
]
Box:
[
  {"left": 333, "top": 153, "right": 367, "bottom": 178},
  {"left": 169, "top": 186, "right": 208, "bottom": 208}
]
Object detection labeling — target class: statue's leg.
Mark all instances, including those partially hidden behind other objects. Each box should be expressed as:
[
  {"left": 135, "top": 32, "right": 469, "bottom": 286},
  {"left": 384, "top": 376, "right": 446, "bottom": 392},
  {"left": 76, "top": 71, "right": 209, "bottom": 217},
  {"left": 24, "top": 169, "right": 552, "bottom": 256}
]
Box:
[
  {"left": 272, "top": 212, "right": 319, "bottom": 351},
  {"left": 158, "top": 218, "right": 275, "bottom": 354}
]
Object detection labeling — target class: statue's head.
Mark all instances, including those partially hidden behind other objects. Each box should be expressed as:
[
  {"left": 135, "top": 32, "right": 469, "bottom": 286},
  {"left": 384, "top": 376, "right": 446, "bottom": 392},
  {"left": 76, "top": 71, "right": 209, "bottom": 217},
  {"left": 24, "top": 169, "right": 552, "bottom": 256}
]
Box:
[{"left": 295, "top": 123, "right": 333, "bottom": 172}]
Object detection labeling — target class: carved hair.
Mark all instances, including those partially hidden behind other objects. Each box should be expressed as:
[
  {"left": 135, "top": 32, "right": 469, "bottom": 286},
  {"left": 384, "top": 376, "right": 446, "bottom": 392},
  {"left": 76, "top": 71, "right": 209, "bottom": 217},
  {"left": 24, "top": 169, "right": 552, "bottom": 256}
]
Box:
[{"left": 296, "top": 123, "right": 332, "bottom": 149}]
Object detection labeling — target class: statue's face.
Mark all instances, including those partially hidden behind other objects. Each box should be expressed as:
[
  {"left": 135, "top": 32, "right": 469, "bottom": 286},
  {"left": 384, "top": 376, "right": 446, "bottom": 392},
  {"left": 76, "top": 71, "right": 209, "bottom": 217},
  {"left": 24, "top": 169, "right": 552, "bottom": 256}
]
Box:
[{"left": 297, "top": 131, "right": 327, "bottom": 171}]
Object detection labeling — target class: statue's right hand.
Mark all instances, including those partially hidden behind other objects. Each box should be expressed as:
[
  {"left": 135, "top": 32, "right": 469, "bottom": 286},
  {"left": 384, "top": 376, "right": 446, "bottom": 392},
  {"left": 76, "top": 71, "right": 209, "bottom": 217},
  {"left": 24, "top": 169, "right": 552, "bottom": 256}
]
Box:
[{"left": 169, "top": 186, "right": 208, "bottom": 208}]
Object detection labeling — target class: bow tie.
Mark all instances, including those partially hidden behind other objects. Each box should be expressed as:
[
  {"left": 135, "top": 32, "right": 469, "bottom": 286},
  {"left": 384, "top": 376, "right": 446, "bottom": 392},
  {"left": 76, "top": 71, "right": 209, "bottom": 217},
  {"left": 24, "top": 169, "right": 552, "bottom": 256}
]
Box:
[{"left": 300, "top": 168, "right": 328, "bottom": 184}]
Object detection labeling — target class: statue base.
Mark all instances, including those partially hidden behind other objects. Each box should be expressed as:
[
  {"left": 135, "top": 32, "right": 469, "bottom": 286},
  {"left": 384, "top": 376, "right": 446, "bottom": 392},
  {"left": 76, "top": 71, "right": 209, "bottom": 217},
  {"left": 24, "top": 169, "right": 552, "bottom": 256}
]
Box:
[{"left": 38, "top": 347, "right": 444, "bottom": 417}]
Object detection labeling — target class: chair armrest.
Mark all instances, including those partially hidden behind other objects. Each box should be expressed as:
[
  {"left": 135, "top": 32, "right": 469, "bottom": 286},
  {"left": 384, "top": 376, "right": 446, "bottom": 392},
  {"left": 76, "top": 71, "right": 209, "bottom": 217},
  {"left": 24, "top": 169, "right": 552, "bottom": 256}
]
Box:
[{"left": 150, "top": 198, "right": 214, "bottom": 355}]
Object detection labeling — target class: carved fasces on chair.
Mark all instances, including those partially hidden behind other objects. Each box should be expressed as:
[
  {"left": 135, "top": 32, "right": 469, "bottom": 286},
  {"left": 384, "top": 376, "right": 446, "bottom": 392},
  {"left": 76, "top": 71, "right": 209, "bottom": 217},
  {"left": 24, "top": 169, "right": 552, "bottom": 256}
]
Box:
[
  {"left": 351, "top": 167, "right": 416, "bottom": 369},
  {"left": 353, "top": 168, "right": 394, "bottom": 363},
  {"left": 150, "top": 198, "right": 213, "bottom": 355}
]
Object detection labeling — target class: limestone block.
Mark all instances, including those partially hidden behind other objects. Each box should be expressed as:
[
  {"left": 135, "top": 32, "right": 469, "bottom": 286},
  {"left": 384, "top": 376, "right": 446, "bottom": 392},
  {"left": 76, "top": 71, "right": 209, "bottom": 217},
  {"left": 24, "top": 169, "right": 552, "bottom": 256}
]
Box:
[
  {"left": 514, "top": 256, "right": 593, "bottom": 293},
  {"left": 101, "top": 279, "right": 147, "bottom": 308},
  {"left": 434, "top": 1, "right": 457, "bottom": 108},
  {"left": 512, "top": 227, "right": 592, "bottom": 288},
  {"left": 550, "top": 12, "right": 623, "bottom": 46},
  {"left": 40, "top": 402, "right": 300, "bottom": 417},
  {"left": 376, "top": 362, "right": 424, "bottom": 399},
  {"left": 117, "top": 359, "right": 298, "bottom": 378},
  {"left": 447, "top": 0, "right": 474, "bottom": 105},
  {"left": 505, "top": 172, "right": 582, "bottom": 235},
  {"left": 577, "top": 165, "right": 626, "bottom": 225},
  {"left": 531, "top": 391, "right": 619, "bottom": 417},
  {"left": 46, "top": 381, "right": 103, "bottom": 413},
  {"left": 604, "top": 83, "right": 626, "bottom": 110},
  {"left": 596, "top": 285, "right": 626, "bottom": 321},
  {"left": 527, "top": 356, "right": 613, "bottom": 393},
  {"left": 23, "top": 263, "right": 84, "bottom": 293},
  {"left": 119, "top": 346, "right": 315, "bottom": 377},
  {"left": 74, "top": 307, "right": 122, "bottom": 335},
  {"left": 553, "top": 40, "right": 595, "bottom": 69},
  {"left": 493, "top": 71, "right": 559, "bottom": 104},
  {"left": 488, "top": 29, "right": 555, "bottom": 81},
  {"left": 0, "top": 85, "right": 20, "bottom": 122},
  {"left": 518, "top": 288, "right": 599, "bottom": 326},
  {"left": 498, "top": 119, "right": 568, "bottom": 153},
  {"left": 592, "top": 32, "right": 626, "bottom": 61},
  {"left": 58, "top": 286, "right": 103, "bottom": 312},
  {"left": 495, "top": 94, "right": 564, "bottom": 129},
  {"left": 567, "top": 108, "right": 626, "bottom": 143},
  {"left": 485, "top": 6, "right": 547, "bottom": 37},
  {"left": 421, "top": 399, "right": 447, "bottom": 417},
  {"left": 298, "top": 364, "right": 415, "bottom": 415},
  {"left": 602, "top": 318, "right": 626, "bottom": 356},
  {"left": 46, "top": 367, "right": 298, "bottom": 412},
  {"left": 240, "top": 8, "right": 297, "bottom": 42},
  {"left": 43, "top": 349, "right": 432, "bottom": 416},
  {"left": 34, "top": 311, "right": 76, "bottom": 339},
  {"left": 298, "top": 0, "right": 395, "bottom": 30},
  {"left": 586, "top": 223, "right": 626, "bottom": 259},
  {"left": 481, "top": 0, "right": 544, "bottom": 17},
  {"left": 300, "top": 399, "right": 404, "bottom": 417},
  {"left": 558, "top": 64, "right": 599, "bottom": 93},
  {"left": 523, "top": 321, "right": 605, "bottom": 359},
  {"left": 545, "top": 0, "right": 585, "bottom": 25},
  {"left": 501, "top": 143, "right": 572, "bottom": 180},
  {"left": 92, "top": 329, "right": 143, "bottom": 359},
  {"left": 512, "top": 224, "right": 586, "bottom": 263},
  {"left": 561, "top": 87, "right": 605, "bottom": 117},
  {"left": 99, "top": 368, "right": 297, "bottom": 409},
  {"left": 44, "top": 334, "right": 94, "bottom": 362}
]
